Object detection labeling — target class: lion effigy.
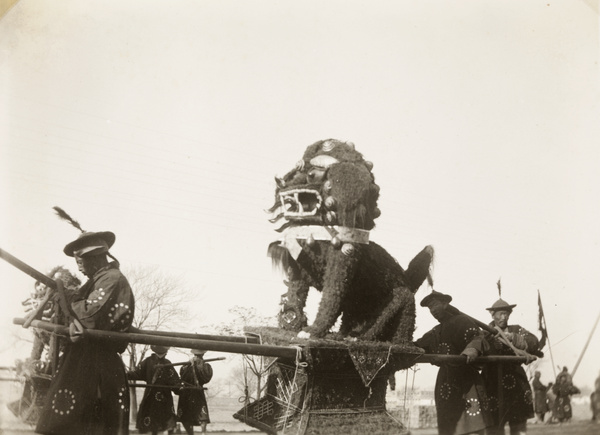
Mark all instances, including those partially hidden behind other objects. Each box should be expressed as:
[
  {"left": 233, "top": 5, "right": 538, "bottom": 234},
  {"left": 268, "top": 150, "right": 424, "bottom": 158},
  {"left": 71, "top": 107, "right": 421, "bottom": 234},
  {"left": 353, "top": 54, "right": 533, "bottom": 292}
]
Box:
[{"left": 267, "top": 138, "right": 433, "bottom": 344}]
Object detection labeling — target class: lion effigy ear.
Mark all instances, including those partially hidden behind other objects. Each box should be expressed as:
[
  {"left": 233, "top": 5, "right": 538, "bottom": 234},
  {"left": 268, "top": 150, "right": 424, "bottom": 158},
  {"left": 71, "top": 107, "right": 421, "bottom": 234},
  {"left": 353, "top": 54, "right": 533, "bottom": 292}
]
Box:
[{"left": 404, "top": 245, "right": 434, "bottom": 292}]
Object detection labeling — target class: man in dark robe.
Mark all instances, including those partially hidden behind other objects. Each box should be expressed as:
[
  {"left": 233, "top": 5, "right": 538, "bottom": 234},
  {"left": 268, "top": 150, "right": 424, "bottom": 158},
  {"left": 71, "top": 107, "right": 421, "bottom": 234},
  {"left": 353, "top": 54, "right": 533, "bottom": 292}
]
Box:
[
  {"left": 36, "top": 230, "right": 135, "bottom": 435},
  {"left": 414, "top": 290, "right": 492, "bottom": 435},
  {"left": 128, "top": 345, "right": 180, "bottom": 434},
  {"left": 482, "top": 298, "right": 540, "bottom": 435},
  {"left": 177, "top": 349, "right": 213, "bottom": 435},
  {"left": 531, "top": 371, "right": 549, "bottom": 423},
  {"left": 591, "top": 373, "right": 600, "bottom": 422},
  {"left": 552, "top": 371, "right": 580, "bottom": 423}
]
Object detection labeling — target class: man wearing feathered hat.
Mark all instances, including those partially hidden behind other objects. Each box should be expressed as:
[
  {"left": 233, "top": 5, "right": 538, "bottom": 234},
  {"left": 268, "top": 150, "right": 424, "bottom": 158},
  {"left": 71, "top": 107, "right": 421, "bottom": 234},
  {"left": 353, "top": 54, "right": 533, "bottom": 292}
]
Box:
[
  {"left": 481, "top": 282, "right": 541, "bottom": 435},
  {"left": 36, "top": 216, "right": 135, "bottom": 435},
  {"left": 414, "top": 290, "right": 492, "bottom": 435},
  {"left": 177, "top": 349, "right": 213, "bottom": 435},
  {"left": 128, "top": 345, "right": 180, "bottom": 435}
]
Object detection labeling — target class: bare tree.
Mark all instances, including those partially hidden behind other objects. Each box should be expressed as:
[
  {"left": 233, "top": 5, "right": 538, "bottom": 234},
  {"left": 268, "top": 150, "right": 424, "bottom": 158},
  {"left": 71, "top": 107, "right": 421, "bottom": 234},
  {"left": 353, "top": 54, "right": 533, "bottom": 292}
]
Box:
[
  {"left": 121, "top": 264, "right": 198, "bottom": 421},
  {"left": 211, "top": 306, "right": 276, "bottom": 402}
]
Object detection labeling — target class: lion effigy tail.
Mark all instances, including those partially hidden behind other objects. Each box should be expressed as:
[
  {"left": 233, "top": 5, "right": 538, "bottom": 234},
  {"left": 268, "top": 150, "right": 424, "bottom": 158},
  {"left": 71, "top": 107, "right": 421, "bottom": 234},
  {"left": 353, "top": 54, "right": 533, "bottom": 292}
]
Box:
[{"left": 405, "top": 245, "right": 434, "bottom": 292}]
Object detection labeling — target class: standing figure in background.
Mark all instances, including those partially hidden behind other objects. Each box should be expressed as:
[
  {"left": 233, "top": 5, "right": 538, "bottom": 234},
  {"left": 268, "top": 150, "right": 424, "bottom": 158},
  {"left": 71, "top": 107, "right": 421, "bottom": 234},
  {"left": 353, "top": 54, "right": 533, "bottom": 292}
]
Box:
[
  {"left": 555, "top": 366, "right": 572, "bottom": 385},
  {"left": 552, "top": 373, "right": 580, "bottom": 423},
  {"left": 177, "top": 349, "right": 213, "bottom": 435},
  {"left": 591, "top": 373, "right": 600, "bottom": 422},
  {"left": 481, "top": 297, "right": 540, "bottom": 435},
  {"left": 414, "top": 290, "right": 492, "bottom": 435},
  {"left": 128, "top": 345, "right": 180, "bottom": 435},
  {"left": 35, "top": 229, "right": 135, "bottom": 435},
  {"left": 531, "top": 371, "right": 549, "bottom": 424}
]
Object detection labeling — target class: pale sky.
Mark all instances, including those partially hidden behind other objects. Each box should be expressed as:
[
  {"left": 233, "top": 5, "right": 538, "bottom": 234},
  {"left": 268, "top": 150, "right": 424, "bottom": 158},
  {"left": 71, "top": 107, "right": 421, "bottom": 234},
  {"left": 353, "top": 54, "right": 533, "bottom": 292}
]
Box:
[{"left": 1, "top": 0, "right": 599, "bottom": 390}]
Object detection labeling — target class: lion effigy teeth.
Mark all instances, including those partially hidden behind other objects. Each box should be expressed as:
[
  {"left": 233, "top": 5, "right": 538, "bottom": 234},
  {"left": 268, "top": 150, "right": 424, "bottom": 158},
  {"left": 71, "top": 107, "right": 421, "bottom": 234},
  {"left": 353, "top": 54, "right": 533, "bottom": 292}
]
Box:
[{"left": 325, "top": 211, "right": 337, "bottom": 224}]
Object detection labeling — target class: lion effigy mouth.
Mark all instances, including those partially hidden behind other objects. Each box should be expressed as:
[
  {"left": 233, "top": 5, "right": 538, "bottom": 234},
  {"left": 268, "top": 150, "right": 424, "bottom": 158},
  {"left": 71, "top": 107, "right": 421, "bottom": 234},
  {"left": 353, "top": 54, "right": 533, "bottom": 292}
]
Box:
[{"left": 279, "top": 188, "right": 322, "bottom": 219}]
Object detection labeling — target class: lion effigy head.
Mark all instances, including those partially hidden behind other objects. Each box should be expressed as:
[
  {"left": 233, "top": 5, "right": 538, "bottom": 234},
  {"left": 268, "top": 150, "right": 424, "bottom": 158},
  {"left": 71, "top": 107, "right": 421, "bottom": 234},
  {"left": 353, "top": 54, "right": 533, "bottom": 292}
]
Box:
[{"left": 269, "top": 139, "right": 381, "bottom": 232}]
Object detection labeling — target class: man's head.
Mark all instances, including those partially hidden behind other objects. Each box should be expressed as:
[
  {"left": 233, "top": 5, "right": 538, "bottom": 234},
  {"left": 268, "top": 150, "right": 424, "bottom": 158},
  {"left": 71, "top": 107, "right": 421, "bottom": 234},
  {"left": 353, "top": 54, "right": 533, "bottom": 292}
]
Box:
[
  {"left": 64, "top": 231, "right": 115, "bottom": 277},
  {"left": 534, "top": 371, "right": 541, "bottom": 379},
  {"left": 486, "top": 298, "right": 516, "bottom": 329},
  {"left": 75, "top": 254, "right": 109, "bottom": 278},
  {"left": 192, "top": 349, "right": 206, "bottom": 358},
  {"left": 420, "top": 290, "right": 452, "bottom": 322}
]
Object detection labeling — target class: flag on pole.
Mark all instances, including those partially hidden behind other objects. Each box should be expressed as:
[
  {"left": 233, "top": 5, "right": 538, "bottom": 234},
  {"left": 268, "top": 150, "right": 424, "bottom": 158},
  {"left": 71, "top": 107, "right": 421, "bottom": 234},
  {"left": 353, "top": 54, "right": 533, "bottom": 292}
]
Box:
[{"left": 537, "top": 290, "right": 548, "bottom": 349}]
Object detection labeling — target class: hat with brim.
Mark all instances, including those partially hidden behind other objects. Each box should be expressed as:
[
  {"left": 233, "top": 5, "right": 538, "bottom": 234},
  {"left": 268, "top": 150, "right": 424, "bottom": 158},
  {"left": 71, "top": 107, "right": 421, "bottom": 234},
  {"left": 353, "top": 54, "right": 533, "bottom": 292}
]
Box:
[
  {"left": 64, "top": 231, "right": 115, "bottom": 257},
  {"left": 486, "top": 298, "right": 516, "bottom": 312},
  {"left": 420, "top": 290, "right": 452, "bottom": 307},
  {"left": 192, "top": 349, "right": 207, "bottom": 356},
  {"left": 151, "top": 345, "right": 170, "bottom": 354}
]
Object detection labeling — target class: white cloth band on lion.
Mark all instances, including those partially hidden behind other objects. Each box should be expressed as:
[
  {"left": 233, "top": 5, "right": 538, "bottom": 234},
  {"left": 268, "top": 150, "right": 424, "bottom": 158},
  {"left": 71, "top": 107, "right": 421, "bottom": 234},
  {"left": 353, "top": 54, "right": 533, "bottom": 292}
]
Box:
[{"left": 281, "top": 225, "right": 370, "bottom": 260}]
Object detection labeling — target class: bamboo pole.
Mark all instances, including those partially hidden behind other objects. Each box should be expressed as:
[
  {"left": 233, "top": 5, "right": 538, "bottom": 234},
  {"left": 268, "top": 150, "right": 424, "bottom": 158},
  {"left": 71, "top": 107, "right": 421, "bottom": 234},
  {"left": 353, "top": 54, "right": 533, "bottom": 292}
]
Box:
[
  {"left": 13, "top": 318, "right": 302, "bottom": 360},
  {"left": 0, "top": 248, "right": 56, "bottom": 289},
  {"left": 157, "top": 357, "right": 226, "bottom": 368},
  {"left": 128, "top": 382, "right": 206, "bottom": 390},
  {"left": 538, "top": 289, "right": 556, "bottom": 379},
  {"left": 414, "top": 354, "right": 533, "bottom": 364},
  {"left": 571, "top": 309, "right": 600, "bottom": 379},
  {"left": 131, "top": 327, "right": 260, "bottom": 344}
]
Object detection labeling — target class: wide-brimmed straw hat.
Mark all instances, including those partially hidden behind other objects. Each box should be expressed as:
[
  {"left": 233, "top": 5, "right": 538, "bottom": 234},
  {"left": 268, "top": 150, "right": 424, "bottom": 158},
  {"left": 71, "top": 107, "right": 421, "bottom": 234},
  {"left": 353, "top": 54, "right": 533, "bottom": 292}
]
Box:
[
  {"left": 63, "top": 231, "right": 116, "bottom": 257},
  {"left": 485, "top": 298, "right": 517, "bottom": 312},
  {"left": 151, "top": 345, "right": 170, "bottom": 354}
]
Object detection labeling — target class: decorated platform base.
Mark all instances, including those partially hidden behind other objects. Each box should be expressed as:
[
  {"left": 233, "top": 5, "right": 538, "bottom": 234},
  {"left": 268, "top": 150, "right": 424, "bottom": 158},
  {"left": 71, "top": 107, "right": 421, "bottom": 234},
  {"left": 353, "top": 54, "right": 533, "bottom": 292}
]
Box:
[{"left": 233, "top": 327, "right": 423, "bottom": 434}]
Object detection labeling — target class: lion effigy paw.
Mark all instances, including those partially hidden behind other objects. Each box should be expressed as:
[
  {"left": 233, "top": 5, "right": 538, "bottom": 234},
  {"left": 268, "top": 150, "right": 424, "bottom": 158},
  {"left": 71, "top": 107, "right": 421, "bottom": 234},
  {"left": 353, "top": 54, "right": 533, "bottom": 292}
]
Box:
[{"left": 297, "top": 330, "right": 311, "bottom": 340}]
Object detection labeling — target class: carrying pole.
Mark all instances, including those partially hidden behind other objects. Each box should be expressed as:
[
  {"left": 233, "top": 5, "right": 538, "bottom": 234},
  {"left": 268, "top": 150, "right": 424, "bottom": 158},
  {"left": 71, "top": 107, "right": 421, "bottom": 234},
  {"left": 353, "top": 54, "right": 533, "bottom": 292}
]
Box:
[
  {"left": 0, "top": 248, "right": 56, "bottom": 289},
  {"left": 13, "top": 318, "right": 302, "bottom": 360}
]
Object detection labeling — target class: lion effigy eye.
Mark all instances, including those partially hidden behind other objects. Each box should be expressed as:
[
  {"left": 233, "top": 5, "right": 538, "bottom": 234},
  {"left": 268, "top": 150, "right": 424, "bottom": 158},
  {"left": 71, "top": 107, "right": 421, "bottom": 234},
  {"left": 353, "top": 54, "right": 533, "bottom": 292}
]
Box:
[{"left": 307, "top": 168, "right": 326, "bottom": 183}]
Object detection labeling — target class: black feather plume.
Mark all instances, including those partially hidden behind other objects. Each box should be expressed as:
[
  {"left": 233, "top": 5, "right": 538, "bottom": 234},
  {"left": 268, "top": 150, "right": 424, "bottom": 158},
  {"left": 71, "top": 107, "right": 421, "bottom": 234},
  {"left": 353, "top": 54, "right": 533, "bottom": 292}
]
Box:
[
  {"left": 497, "top": 278, "right": 502, "bottom": 298},
  {"left": 53, "top": 206, "right": 85, "bottom": 233}
]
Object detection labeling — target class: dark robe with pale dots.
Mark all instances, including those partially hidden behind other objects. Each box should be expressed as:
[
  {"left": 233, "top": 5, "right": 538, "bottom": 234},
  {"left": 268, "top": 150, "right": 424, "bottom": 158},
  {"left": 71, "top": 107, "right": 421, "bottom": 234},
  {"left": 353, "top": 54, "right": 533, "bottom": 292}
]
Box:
[
  {"left": 177, "top": 359, "right": 213, "bottom": 426},
  {"left": 415, "top": 313, "right": 492, "bottom": 435},
  {"left": 128, "top": 353, "right": 180, "bottom": 433},
  {"left": 552, "top": 380, "right": 580, "bottom": 422},
  {"left": 482, "top": 324, "right": 538, "bottom": 428},
  {"left": 35, "top": 263, "right": 135, "bottom": 435}
]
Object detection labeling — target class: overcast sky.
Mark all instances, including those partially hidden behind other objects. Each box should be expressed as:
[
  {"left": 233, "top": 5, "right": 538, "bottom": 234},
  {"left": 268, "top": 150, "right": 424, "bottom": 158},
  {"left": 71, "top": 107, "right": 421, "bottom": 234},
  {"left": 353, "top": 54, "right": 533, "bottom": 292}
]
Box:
[{"left": 1, "top": 0, "right": 599, "bottom": 390}]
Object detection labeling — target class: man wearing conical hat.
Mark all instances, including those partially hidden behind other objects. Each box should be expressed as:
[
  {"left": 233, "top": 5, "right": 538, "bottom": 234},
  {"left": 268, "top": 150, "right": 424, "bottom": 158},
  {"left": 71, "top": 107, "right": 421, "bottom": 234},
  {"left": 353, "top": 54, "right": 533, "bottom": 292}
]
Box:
[
  {"left": 36, "top": 229, "right": 135, "bottom": 435},
  {"left": 414, "top": 290, "right": 493, "bottom": 435},
  {"left": 481, "top": 287, "right": 541, "bottom": 435}
]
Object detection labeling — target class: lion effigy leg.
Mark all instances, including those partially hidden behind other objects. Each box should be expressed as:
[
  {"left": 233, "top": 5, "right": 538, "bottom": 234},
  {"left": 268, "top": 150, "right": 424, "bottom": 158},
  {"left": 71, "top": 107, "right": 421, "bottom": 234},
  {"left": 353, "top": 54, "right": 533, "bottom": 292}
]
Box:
[
  {"left": 360, "top": 286, "right": 416, "bottom": 344},
  {"left": 278, "top": 265, "right": 310, "bottom": 331},
  {"left": 302, "top": 246, "right": 359, "bottom": 339}
]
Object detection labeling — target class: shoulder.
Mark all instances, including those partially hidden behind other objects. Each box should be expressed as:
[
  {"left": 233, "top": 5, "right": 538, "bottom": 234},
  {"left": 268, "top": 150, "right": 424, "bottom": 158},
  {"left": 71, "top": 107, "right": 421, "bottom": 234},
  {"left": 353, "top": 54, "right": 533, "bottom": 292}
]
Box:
[
  {"left": 450, "top": 313, "right": 478, "bottom": 328},
  {"left": 95, "top": 265, "right": 132, "bottom": 289}
]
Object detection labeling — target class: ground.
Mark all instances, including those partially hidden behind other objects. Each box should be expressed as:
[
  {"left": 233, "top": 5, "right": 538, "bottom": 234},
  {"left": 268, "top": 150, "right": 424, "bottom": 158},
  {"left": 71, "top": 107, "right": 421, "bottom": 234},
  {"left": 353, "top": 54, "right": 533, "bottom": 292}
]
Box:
[{"left": 1, "top": 374, "right": 597, "bottom": 434}]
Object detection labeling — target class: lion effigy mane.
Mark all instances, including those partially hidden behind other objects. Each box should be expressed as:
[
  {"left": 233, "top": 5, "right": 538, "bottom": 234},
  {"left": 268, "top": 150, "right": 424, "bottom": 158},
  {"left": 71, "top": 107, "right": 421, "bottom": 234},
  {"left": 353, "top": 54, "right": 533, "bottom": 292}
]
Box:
[{"left": 268, "top": 139, "right": 433, "bottom": 344}]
